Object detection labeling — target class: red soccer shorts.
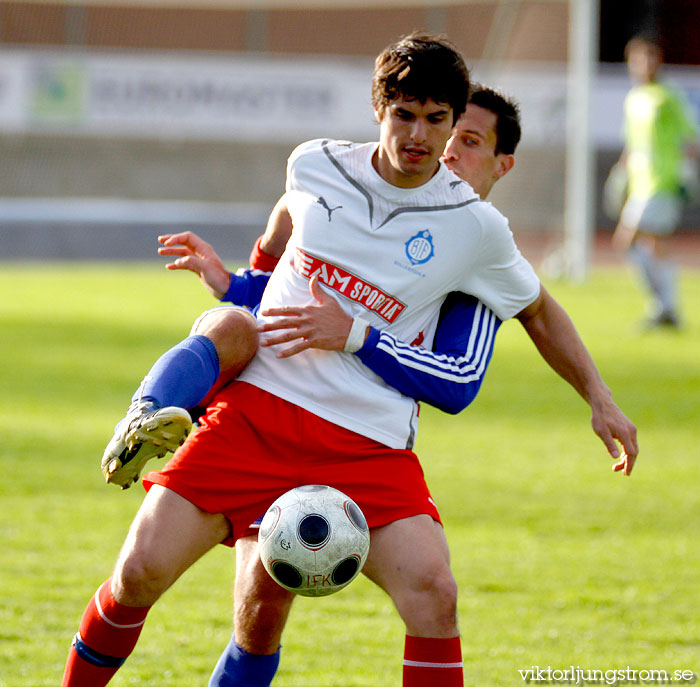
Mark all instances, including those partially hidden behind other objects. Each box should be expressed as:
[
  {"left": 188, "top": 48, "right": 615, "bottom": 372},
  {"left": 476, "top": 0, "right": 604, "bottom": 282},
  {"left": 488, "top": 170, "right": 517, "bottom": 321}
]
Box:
[{"left": 143, "top": 382, "right": 441, "bottom": 546}]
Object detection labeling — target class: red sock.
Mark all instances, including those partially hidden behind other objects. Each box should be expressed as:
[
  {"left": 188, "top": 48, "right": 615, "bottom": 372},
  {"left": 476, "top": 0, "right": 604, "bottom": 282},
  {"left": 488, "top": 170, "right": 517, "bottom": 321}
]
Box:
[
  {"left": 62, "top": 579, "right": 150, "bottom": 687},
  {"left": 403, "top": 635, "right": 463, "bottom": 687}
]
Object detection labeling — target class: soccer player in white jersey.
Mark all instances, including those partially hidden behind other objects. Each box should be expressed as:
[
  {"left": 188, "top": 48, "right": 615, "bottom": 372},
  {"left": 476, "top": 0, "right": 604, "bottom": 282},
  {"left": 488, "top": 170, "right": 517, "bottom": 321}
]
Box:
[
  {"left": 63, "top": 34, "right": 637, "bottom": 687},
  {"left": 84, "top": 84, "right": 523, "bottom": 687},
  {"left": 210, "top": 85, "right": 537, "bottom": 687}
]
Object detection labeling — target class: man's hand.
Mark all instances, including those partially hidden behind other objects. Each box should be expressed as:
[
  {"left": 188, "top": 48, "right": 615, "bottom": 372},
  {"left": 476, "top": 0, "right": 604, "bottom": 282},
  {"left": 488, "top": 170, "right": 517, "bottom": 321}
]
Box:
[
  {"left": 158, "top": 231, "right": 231, "bottom": 300},
  {"left": 589, "top": 393, "right": 639, "bottom": 475},
  {"left": 258, "top": 276, "right": 355, "bottom": 358}
]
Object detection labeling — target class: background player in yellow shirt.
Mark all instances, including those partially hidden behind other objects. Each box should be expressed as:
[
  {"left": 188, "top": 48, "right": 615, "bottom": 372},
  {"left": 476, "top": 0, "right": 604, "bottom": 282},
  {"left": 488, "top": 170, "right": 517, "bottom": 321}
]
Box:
[{"left": 612, "top": 35, "right": 699, "bottom": 328}]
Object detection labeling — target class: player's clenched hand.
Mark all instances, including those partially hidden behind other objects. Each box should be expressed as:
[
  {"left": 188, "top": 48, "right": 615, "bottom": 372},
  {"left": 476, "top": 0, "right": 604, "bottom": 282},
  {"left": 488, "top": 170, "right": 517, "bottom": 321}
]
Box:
[
  {"left": 590, "top": 395, "right": 639, "bottom": 475},
  {"left": 258, "top": 276, "right": 353, "bottom": 358},
  {"left": 158, "top": 231, "right": 231, "bottom": 300}
]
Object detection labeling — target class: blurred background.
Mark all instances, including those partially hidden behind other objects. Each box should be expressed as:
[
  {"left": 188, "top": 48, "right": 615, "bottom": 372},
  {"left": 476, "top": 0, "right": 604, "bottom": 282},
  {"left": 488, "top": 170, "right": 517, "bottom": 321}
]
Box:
[{"left": 1, "top": 0, "right": 699, "bottom": 268}]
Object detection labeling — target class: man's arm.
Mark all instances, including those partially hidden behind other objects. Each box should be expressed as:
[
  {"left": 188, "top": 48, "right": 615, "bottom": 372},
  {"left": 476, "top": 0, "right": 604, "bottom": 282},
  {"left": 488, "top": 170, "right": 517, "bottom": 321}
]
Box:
[
  {"left": 515, "top": 285, "right": 639, "bottom": 474},
  {"left": 156, "top": 231, "right": 271, "bottom": 306},
  {"left": 258, "top": 196, "right": 293, "bottom": 259},
  {"left": 155, "top": 196, "right": 293, "bottom": 300},
  {"left": 157, "top": 230, "right": 232, "bottom": 299},
  {"left": 355, "top": 294, "right": 501, "bottom": 414},
  {"left": 260, "top": 279, "right": 500, "bottom": 414}
]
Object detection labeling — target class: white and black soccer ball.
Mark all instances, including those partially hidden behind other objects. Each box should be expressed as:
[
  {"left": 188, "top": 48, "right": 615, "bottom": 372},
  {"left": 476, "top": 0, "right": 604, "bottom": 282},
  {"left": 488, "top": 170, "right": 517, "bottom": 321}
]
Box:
[{"left": 258, "top": 485, "right": 370, "bottom": 597}]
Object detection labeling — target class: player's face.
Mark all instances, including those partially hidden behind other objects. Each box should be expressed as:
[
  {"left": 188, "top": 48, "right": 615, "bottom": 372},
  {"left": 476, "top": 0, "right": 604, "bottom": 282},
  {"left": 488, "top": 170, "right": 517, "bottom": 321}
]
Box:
[
  {"left": 627, "top": 43, "right": 660, "bottom": 83},
  {"left": 374, "top": 96, "right": 454, "bottom": 188},
  {"left": 441, "top": 104, "right": 513, "bottom": 199}
]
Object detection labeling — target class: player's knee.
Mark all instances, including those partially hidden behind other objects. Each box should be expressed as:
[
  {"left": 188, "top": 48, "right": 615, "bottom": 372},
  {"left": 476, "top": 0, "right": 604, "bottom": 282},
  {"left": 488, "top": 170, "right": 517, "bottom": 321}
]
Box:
[
  {"left": 237, "top": 593, "right": 292, "bottom": 626},
  {"left": 424, "top": 567, "right": 458, "bottom": 617},
  {"left": 236, "top": 573, "right": 295, "bottom": 622},
  {"left": 113, "top": 552, "right": 172, "bottom": 606},
  {"left": 194, "top": 309, "right": 259, "bottom": 374},
  {"left": 404, "top": 564, "right": 459, "bottom": 630}
]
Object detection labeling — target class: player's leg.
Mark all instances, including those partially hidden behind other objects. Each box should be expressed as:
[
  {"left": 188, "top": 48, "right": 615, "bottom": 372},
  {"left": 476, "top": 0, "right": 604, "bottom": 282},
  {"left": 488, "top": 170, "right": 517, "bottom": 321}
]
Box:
[
  {"left": 619, "top": 194, "right": 682, "bottom": 327},
  {"left": 645, "top": 233, "right": 680, "bottom": 325},
  {"left": 362, "top": 514, "right": 462, "bottom": 687},
  {"left": 63, "top": 485, "right": 230, "bottom": 686},
  {"left": 209, "top": 535, "right": 295, "bottom": 686},
  {"left": 102, "top": 307, "right": 259, "bottom": 488},
  {"left": 191, "top": 307, "right": 260, "bottom": 407},
  {"left": 233, "top": 536, "right": 295, "bottom": 654},
  {"left": 628, "top": 232, "right": 680, "bottom": 327}
]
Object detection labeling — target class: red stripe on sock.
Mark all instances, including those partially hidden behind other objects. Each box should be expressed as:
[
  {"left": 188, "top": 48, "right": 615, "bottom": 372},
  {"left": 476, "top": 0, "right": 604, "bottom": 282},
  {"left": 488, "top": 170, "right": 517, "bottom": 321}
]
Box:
[{"left": 95, "top": 579, "right": 150, "bottom": 628}]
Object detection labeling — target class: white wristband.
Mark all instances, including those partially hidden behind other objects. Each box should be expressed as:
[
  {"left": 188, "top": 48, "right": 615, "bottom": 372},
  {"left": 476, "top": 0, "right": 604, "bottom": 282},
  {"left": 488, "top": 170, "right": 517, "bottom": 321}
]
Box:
[{"left": 344, "top": 316, "right": 369, "bottom": 353}]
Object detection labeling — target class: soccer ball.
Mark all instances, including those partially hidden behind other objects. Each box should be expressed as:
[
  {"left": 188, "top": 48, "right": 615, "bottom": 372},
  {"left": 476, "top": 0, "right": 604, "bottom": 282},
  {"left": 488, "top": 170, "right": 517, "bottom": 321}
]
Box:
[{"left": 258, "top": 485, "right": 370, "bottom": 597}]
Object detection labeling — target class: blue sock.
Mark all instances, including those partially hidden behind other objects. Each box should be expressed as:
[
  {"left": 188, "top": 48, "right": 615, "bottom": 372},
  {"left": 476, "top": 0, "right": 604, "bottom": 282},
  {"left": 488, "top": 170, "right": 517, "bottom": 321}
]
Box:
[
  {"left": 654, "top": 257, "right": 678, "bottom": 316},
  {"left": 132, "top": 335, "right": 220, "bottom": 410},
  {"left": 628, "top": 242, "right": 659, "bottom": 295},
  {"left": 209, "top": 636, "right": 281, "bottom": 687}
]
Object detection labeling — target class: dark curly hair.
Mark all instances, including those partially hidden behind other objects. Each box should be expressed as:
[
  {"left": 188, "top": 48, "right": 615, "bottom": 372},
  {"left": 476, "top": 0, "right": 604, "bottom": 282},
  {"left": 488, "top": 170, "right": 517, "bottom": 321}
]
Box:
[{"left": 372, "top": 32, "right": 470, "bottom": 125}]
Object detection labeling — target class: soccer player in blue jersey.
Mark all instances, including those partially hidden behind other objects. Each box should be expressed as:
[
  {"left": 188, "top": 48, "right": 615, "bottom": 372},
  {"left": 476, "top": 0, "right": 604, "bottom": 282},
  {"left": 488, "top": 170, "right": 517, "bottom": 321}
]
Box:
[{"left": 63, "top": 33, "right": 637, "bottom": 686}]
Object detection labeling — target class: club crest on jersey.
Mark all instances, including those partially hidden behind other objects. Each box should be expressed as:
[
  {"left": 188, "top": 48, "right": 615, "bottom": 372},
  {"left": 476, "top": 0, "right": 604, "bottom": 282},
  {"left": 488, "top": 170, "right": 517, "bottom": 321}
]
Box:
[{"left": 404, "top": 230, "right": 435, "bottom": 266}]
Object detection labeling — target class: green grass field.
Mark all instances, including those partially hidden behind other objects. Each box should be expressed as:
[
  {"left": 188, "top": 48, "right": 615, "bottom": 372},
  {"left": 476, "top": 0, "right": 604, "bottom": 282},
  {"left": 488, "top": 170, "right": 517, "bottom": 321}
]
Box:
[{"left": 1, "top": 262, "right": 699, "bottom": 687}]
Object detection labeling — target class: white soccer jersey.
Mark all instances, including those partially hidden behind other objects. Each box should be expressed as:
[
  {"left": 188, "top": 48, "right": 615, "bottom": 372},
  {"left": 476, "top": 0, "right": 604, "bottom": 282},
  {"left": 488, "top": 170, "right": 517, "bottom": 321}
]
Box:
[{"left": 239, "top": 139, "right": 540, "bottom": 449}]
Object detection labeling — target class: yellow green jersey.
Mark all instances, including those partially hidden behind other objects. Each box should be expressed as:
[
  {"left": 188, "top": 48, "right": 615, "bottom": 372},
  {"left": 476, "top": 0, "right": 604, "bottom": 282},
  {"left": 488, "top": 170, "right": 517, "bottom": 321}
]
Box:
[{"left": 624, "top": 81, "right": 699, "bottom": 198}]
